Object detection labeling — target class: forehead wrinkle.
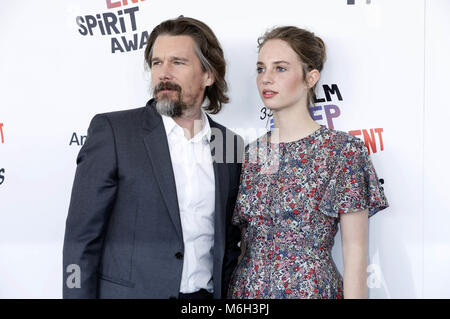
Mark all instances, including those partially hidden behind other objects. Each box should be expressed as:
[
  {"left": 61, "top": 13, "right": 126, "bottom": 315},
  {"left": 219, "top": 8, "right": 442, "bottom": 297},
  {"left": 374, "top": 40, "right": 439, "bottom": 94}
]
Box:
[{"left": 152, "top": 35, "right": 196, "bottom": 58}]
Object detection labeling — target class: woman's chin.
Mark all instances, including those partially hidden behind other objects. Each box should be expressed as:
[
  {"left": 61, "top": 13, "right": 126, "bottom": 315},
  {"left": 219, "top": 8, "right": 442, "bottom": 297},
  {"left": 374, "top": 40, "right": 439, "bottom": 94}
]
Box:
[{"left": 264, "top": 103, "right": 285, "bottom": 112}]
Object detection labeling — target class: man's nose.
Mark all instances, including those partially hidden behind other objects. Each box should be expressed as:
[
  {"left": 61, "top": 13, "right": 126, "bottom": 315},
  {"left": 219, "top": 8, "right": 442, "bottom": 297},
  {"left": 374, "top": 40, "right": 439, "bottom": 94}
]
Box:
[{"left": 158, "top": 63, "right": 173, "bottom": 81}]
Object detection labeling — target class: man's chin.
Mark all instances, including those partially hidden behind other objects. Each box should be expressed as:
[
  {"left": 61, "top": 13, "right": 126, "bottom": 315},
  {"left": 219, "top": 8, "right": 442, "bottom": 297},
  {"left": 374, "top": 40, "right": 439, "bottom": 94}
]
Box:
[
  {"left": 156, "top": 98, "right": 171, "bottom": 106},
  {"left": 155, "top": 95, "right": 180, "bottom": 106},
  {"left": 155, "top": 98, "right": 183, "bottom": 117}
]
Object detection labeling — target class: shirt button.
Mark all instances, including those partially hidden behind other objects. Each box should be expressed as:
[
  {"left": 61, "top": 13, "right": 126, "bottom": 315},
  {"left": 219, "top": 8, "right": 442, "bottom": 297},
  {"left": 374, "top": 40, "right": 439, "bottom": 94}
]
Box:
[{"left": 175, "top": 252, "right": 183, "bottom": 259}]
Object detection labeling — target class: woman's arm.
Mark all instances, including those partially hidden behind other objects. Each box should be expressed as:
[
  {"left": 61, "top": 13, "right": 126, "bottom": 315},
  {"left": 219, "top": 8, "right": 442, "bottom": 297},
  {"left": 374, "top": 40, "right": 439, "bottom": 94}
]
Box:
[
  {"left": 237, "top": 227, "right": 247, "bottom": 264},
  {"left": 339, "top": 209, "right": 369, "bottom": 299}
]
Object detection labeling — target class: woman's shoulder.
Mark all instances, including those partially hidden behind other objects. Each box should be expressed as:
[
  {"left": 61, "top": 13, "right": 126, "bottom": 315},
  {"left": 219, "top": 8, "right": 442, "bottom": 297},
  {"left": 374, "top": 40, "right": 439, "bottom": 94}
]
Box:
[
  {"left": 319, "top": 126, "right": 366, "bottom": 154},
  {"left": 244, "top": 132, "right": 270, "bottom": 152}
]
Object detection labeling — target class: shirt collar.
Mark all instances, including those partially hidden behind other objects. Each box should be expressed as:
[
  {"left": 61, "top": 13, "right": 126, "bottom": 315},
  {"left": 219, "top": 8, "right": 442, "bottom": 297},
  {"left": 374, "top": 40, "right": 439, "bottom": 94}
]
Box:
[{"left": 161, "top": 109, "right": 211, "bottom": 143}]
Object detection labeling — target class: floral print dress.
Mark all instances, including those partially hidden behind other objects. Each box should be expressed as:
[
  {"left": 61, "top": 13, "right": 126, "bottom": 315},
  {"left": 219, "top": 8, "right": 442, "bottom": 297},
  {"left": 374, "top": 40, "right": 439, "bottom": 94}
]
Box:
[{"left": 228, "top": 126, "right": 388, "bottom": 299}]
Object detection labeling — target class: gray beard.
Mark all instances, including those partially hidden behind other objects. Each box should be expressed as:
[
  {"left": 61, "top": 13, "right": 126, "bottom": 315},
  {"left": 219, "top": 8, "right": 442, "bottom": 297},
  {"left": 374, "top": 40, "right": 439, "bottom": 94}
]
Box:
[{"left": 155, "top": 98, "right": 182, "bottom": 117}]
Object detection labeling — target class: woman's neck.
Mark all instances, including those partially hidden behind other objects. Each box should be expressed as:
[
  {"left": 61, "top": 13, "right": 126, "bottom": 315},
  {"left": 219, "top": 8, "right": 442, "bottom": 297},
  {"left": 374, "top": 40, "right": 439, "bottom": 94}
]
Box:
[{"left": 271, "top": 102, "right": 321, "bottom": 143}]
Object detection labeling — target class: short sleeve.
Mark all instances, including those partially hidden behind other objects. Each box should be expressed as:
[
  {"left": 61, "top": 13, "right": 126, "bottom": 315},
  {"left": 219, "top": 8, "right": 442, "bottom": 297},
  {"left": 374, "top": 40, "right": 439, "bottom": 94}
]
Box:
[
  {"left": 231, "top": 194, "right": 247, "bottom": 227},
  {"left": 318, "top": 139, "right": 389, "bottom": 218}
]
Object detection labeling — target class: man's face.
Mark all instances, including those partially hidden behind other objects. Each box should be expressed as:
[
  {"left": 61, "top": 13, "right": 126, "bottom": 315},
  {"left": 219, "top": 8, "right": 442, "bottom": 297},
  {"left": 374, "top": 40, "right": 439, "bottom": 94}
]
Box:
[{"left": 150, "top": 35, "right": 213, "bottom": 117}]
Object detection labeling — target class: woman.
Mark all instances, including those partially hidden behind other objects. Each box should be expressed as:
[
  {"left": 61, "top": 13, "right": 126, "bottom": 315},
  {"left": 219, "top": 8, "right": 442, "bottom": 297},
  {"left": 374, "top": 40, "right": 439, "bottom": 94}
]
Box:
[{"left": 228, "top": 26, "right": 388, "bottom": 299}]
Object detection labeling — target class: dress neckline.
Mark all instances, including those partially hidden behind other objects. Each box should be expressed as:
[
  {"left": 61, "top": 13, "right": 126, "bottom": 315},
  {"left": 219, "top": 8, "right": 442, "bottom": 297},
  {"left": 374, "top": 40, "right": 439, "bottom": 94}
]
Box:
[{"left": 266, "top": 125, "right": 327, "bottom": 146}]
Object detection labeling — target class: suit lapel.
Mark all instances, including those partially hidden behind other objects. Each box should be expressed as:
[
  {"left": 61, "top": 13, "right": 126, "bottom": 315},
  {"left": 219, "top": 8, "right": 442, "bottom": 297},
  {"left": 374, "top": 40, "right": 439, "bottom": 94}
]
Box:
[
  {"left": 208, "top": 116, "right": 229, "bottom": 256},
  {"left": 141, "top": 100, "right": 183, "bottom": 241},
  {"left": 212, "top": 161, "right": 228, "bottom": 250}
]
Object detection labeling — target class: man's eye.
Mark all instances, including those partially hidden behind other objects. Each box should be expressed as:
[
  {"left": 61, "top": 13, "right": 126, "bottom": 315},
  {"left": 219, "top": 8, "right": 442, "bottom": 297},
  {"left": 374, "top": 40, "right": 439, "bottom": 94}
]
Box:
[
  {"left": 174, "top": 61, "right": 185, "bottom": 65},
  {"left": 256, "top": 67, "right": 264, "bottom": 73},
  {"left": 152, "top": 61, "right": 161, "bottom": 66}
]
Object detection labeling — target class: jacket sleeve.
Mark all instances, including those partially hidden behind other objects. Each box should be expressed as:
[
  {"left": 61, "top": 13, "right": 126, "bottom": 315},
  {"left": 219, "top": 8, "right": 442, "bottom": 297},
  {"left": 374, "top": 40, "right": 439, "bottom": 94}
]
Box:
[
  {"left": 221, "top": 134, "right": 245, "bottom": 298},
  {"left": 221, "top": 163, "right": 242, "bottom": 298},
  {"left": 62, "top": 114, "right": 118, "bottom": 298}
]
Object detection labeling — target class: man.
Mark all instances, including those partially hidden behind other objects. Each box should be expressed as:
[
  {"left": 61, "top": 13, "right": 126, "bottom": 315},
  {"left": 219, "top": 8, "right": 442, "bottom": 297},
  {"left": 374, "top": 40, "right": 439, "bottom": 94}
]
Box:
[{"left": 63, "top": 16, "right": 243, "bottom": 299}]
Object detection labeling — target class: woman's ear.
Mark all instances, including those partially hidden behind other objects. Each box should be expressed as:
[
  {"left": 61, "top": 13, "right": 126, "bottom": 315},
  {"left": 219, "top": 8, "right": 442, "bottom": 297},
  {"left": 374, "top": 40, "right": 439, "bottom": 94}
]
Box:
[{"left": 306, "top": 69, "right": 320, "bottom": 89}]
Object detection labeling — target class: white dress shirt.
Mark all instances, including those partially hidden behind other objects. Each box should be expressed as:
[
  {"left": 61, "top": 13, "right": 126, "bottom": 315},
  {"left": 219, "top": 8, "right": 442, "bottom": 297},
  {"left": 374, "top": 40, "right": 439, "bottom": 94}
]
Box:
[{"left": 161, "top": 110, "right": 216, "bottom": 294}]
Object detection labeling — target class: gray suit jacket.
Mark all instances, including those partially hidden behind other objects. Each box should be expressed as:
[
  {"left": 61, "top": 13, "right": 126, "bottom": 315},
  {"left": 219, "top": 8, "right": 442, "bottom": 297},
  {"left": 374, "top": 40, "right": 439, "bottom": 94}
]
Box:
[{"left": 62, "top": 99, "right": 243, "bottom": 299}]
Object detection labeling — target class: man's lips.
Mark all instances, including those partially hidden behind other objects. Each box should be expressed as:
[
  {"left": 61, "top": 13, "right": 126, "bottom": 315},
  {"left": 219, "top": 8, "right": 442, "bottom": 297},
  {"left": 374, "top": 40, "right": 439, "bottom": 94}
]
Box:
[
  {"left": 262, "top": 90, "right": 278, "bottom": 98},
  {"left": 157, "top": 89, "right": 177, "bottom": 94}
]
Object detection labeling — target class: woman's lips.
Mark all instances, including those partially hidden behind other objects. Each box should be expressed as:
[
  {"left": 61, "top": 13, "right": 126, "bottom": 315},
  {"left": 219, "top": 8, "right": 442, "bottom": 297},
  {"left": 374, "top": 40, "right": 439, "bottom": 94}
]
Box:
[{"left": 262, "top": 90, "right": 278, "bottom": 98}]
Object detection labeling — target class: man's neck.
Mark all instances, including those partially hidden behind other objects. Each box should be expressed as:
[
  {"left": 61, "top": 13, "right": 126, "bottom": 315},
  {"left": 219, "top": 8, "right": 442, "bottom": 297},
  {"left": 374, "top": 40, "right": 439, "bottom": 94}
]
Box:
[{"left": 173, "top": 107, "right": 203, "bottom": 140}]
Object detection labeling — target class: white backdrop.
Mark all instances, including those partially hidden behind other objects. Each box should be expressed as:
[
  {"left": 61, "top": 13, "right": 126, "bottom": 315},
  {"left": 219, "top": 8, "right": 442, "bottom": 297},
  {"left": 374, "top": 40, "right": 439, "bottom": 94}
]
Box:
[{"left": 0, "top": 0, "right": 449, "bottom": 298}]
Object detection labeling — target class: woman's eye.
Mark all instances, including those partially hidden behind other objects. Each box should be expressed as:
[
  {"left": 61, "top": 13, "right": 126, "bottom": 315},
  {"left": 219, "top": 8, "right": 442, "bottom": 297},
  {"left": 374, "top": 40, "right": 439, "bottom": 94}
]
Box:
[
  {"left": 256, "top": 67, "right": 264, "bottom": 73},
  {"left": 276, "top": 66, "right": 286, "bottom": 72}
]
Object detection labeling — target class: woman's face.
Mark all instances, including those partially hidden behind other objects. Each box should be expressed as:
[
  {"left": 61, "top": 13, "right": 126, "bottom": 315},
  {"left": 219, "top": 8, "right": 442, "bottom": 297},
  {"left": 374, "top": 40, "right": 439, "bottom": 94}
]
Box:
[{"left": 256, "top": 39, "right": 309, "bottom": 112}]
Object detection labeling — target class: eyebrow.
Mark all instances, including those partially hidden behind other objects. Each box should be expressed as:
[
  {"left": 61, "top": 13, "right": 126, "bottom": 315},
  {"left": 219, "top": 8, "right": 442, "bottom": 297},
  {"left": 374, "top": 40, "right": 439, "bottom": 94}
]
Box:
[
  {"left": 171, "top": 56, "right": 189, "bottom": 62},
  {"left": 151, "top": 56, "right": 190, "bottom": 63},
  {"left": 257, "top": 60, "right": 290, "bottom": 66}
]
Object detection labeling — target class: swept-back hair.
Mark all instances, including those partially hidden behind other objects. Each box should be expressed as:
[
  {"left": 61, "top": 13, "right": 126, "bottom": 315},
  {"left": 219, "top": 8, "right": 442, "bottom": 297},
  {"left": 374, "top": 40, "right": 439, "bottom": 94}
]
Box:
[
  {"left": 145, "top": 16, "right": 229, "bottom": 114},
  {"left": 258, "top": 26, "right": 327, "bottom": 106}
]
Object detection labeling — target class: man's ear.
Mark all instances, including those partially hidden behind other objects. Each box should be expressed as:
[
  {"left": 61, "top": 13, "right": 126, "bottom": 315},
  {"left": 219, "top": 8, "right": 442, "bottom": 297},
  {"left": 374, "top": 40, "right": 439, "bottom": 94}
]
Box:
[
  {"left": 306, "top": 69, "right": 320, "bottom": 89},
  {"left": 203, "top": 71, "right": 215, "bottom": 87}
]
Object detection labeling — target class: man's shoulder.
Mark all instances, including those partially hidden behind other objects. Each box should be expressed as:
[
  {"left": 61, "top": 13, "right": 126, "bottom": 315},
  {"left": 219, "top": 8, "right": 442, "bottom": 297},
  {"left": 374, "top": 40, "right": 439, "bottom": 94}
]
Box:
[
  {"left": 94, "top": 106, "right": 147, "bottom": 122},
  {"left": 207, "top": 114, "right": 242, "bottom": 141},
  {"left": 207, "top": 115, "right": 244, "bottom": 164}
]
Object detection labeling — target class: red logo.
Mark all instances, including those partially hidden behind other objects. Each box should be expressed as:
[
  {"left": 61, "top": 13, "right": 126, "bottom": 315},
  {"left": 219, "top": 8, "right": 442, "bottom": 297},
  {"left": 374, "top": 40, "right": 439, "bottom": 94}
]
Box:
[
  {"left": 106, "top": 0, "right": 145, "bottom": 9},
  {"left": 0, "top": 123, "right": 4, "bottom": 144},
  {"left": 349, "top": 128, "right": 384, "bottom": 155}
]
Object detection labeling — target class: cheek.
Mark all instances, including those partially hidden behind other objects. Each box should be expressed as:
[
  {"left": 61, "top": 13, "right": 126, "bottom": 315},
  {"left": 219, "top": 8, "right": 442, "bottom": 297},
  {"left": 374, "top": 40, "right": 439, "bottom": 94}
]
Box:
[
  {"left": 183, "top": 81, "right": 202, "bottom": 97},
  {"left": 150, "top": 73, "right": 158, "bottom": 87},
  {"left": 179, "top": 74, "right": 206, "bottom": 104},
  {"left": 283, "top": 73, "right": 306, "bottom": 97},
  {"left": 256, "top": 75, "right": 263, "bottom": 91},
  {"left": 181, "top": 71, "right": 199, "bottom": 91}
]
